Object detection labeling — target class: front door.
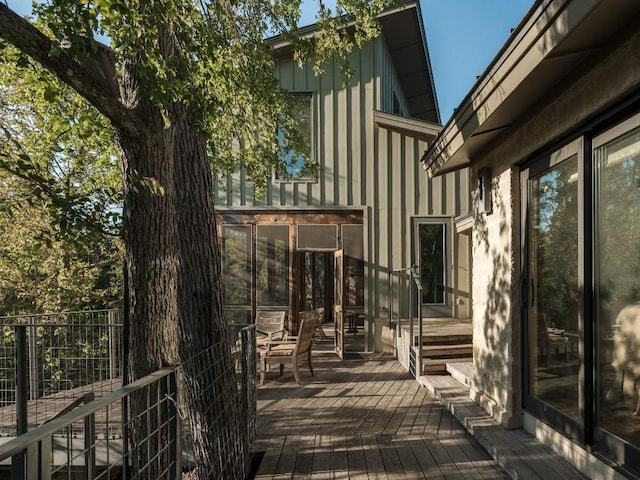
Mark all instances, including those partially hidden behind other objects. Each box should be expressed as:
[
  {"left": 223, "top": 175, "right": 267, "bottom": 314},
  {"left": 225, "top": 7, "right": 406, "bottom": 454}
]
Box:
[{"left": 334, "top": 250, "right": 345, "bottom": 359}]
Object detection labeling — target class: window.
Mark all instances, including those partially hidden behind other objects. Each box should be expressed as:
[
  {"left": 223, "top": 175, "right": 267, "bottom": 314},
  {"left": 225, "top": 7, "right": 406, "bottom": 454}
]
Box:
[
  {"left": 521, "top": 113, "right": 640, "bottom": 474},
  {"left": 256, "top": 225, "right": 290, "bottom": 307},
  {"left": 524, "top": 142, "right": 580, "bottom": 427},
  {"left": 414, "top": 218, "right": 452, "bottom": 317},
  {"left": 221, "top": 225, "right": 252, "bottom": 306},
  {"left": 297, "top": 224, "right": 338, "bottom": 251},
  {"left": 275, "top": 92, "right": 314, "bottom": 182}
]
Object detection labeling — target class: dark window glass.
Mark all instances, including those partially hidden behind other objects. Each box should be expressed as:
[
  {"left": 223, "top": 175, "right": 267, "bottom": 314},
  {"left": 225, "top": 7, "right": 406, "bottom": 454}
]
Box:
[
  {"left": 221, "top": 225, "right": 252, "bottom": 306},
  {"left": 419, "top": 223, "right": 445, "bottom": 304},
  {"left": 595, "top": 127, "right": 640, "bottom": 449},
  {"left": 256, "top": 225, "right": 289, "bottom": 306},
  {"left": 276, "top": 93, "right": 313, "bottom": 181},
  {"left": 527, "top": 155, "right": 580, "bottom": 420}
]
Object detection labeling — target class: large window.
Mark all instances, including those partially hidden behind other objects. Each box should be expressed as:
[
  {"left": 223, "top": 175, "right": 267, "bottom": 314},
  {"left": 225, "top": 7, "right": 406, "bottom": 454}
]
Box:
[
  {"left": 525, "top": 142, "right": 580, "bottom": 428},
  {"left": 522, "top": 113, "right": 640, "bottom": 475},
  {"left": 594, "top": 123, "right": 640, "bottom": 461},
  {"left": 276, "top": 92, "right": 314, "bottom": 181}
]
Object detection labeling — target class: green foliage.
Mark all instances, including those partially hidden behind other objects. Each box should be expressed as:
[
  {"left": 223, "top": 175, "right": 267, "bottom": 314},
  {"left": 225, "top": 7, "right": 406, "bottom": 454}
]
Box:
[
  {"left": 0, "top": 43, "right": 123, "bottom": 315},
  {"left": 31, "top": 0, "right": 397, "bottom": 194}
]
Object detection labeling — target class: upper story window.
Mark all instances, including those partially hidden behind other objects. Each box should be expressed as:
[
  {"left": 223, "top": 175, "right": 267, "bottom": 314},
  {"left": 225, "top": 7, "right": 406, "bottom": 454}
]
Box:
[{"left": 275, "top": 92, "right": 315, "bottom": 182}]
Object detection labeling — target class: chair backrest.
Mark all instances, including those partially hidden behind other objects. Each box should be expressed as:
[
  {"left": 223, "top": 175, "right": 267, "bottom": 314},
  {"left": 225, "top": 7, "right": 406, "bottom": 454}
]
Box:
[
  {"left": 295, "top": 313, "right": 318, "bottom": 355},
  {"left": 255, "top": 310, "right": 286, "bottom": 336}
]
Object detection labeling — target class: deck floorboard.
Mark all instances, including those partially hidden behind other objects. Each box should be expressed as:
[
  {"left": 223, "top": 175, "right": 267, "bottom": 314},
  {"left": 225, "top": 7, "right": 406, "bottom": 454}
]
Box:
[{"left": 256, "top": 351, "right": 509, "bottom": 479}]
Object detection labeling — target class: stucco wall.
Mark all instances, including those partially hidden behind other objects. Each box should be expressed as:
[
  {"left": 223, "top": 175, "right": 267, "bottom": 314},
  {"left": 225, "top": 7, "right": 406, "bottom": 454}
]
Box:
[{"left": 471, "top": 166, "right": 522, "bottom": 428}]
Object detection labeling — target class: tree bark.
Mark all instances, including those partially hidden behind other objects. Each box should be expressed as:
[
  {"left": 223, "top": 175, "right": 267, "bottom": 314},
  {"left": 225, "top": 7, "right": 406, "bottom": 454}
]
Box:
[
  {"left": 1, "top": 4, "right": 248, "bottom": 478},
  {"left": 172, "top": 107, "right": 246, "bottom": 477}
]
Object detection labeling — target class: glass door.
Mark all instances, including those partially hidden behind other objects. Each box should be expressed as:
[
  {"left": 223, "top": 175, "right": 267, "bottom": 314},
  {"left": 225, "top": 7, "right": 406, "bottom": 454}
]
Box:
[
  {"left": 523, "top": 139, "right": 583, "bottom": 440},
  {"left": 593, "top": 120, "right": 640, "bottom": 472},
  {"left": 414, "top": 218, "right": 452, "bottom": 317}
]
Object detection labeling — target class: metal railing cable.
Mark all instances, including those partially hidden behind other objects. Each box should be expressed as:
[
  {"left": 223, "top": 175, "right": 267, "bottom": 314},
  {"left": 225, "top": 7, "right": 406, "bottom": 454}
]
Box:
[{"left": 0, "top": 322, "right": 258, "bottom": 479}]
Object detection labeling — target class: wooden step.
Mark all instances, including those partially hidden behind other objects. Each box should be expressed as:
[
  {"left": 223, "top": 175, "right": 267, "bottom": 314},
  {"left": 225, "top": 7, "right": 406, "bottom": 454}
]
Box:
[
  {"left": 419, "top": 333, "right": 473, "bottom": 345},
  {"left": 422, "top": 343, "right": 472, "bottom": 358},
  {"left": 423, "top": 357, "right": 472, "bottom": 375}
]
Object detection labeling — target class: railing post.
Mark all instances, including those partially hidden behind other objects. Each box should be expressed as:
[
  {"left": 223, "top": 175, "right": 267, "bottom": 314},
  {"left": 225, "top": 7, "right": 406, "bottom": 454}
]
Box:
[
  {"left": 168, "top": 371, "right": 180, "bottom": 480},
  {"left": 397, "top": 270, "right": 402, "bottom": 338},
  {"left": 13, "top": 325, "right": 28, "bottom": 479},
  {"left": 417, "top": 283, "right": 423, "bottom": 379},
  {"left": 28, "top": 316, "right": 38, "bottom": 400},
  {"left": 108, "top": 309, "right": 118, "bottom": 379},
  {"left": 84, "top": 393, "right": 96, "bottom": 480},
  {"left": 388, "top": 271, "right": 392, "bottom": 329},
  {"left": 241, "top": 325, "right": 257, "bottom": 456}
]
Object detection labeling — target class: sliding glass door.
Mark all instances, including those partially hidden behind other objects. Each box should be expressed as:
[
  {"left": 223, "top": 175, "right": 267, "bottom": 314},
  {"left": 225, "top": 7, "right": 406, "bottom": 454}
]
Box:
[
  {"left": 523, "top": 140, "right": 582, "bottom": 439},
  {"left": 594, "top": 119, "right": 640, "bottom": 472},
  {"left": 522, "top": 113, "right": 640, "bottom": 475}
]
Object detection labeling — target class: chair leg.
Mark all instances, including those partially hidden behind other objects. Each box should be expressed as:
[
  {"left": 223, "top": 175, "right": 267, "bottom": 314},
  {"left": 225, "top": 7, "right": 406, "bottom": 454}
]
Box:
[
  {"left": 279, "top": 363, "right": 284, "bottom": 377},
  {"left": 292, "top": 358, "right": 301, "bottom": 384},
  {"left": 260, "top": 358, "right": 266, "bottom": 385},
  {"left": 307, "top": 350, "right": 314, "bottom": 377}
]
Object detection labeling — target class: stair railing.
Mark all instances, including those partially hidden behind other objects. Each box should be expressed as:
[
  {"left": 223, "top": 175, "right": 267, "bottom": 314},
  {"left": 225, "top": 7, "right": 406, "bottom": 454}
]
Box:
[
  {"left": 409, "top": 266, "right": 423, "bottom": 378},
  {"left": 387, "top": 266, "right": 423, "bottom": 378}
]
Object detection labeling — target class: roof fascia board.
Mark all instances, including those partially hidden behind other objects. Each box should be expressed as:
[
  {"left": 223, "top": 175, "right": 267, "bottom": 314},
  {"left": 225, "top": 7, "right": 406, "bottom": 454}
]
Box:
[
  {"left": 422, "top": 0, "right": 598, "bottom": 175},
  {"left": 268, "top": 1, "right": 420, "bottom": 52},
  {"left": 373, "top": 110, "right": 441, "bottom": 140}
]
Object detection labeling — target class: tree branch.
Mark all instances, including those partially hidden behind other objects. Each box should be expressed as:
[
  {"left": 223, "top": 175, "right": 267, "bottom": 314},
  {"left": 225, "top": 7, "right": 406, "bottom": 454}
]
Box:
[{"left": 0, "top": 3, "right": 139, "bottom": 136}]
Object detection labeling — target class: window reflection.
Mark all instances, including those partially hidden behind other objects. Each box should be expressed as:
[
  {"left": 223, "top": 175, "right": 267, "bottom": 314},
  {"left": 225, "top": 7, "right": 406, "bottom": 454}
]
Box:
[
  {"left": 221, "top": 225, "right": 252, "bottom": 306},
  {"left": 528, "top": 155, "right": 580, "bottom": 420},
  {"left": 419, "top": 223, "right": 445, "bottom": 305},
  {"left": 596, "top": 127, "right": 640, "bottom": 447}
]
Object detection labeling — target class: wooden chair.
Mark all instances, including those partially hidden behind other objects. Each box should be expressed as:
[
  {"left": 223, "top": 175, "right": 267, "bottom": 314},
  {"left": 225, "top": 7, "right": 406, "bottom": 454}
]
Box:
[
  {"left": 309, "top": 307, "right": 327, "bottom": 341},
  {"left": 537, "top": 314, "right": 568, "bottom": 364},
  {"left": 259, "top": 316, "right": 316, "bottom": 385},
  {"left": 255, "top": 310, "right": 287, "bottom": 349}
]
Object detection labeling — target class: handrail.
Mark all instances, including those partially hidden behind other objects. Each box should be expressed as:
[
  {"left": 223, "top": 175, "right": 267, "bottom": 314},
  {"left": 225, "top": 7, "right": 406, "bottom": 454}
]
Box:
[
  {"left": 410, "top": 266, "right": 424, "bottom": 379},
  {"left": 0, "top": 368, "right": 173, "bottom": 460},
  {"left": 0, "top": 309, "right": 119, "bottom": 321},
  {"left": 387, "top": 266, "right": 423, "bottom": 378}
]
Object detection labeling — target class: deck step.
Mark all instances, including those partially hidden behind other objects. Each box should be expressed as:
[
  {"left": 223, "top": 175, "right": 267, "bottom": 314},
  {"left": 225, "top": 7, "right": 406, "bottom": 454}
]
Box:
[
  {"left": 422, "top": 343, "right": 472, "bottom": 358},
  {"left": 423, "top": 357, "right": 472, "bottom": 375},
  {"left": 419, "top": 333, "right": 472, "bottom": 345}
]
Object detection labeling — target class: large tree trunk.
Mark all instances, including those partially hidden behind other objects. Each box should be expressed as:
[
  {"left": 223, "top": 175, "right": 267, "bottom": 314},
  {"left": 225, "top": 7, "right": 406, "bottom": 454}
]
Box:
[
  {"left": 172, "top": 107, "right": 247, "bottom": 478},
  {"left": 0, "top": 5, "right": 248, "bottom": 477}
]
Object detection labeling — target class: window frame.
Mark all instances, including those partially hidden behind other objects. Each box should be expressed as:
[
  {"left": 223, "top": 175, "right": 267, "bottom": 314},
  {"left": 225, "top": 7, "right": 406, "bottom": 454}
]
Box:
[{"left": 274, "top": 91, "right": 317, "bottom": 183}]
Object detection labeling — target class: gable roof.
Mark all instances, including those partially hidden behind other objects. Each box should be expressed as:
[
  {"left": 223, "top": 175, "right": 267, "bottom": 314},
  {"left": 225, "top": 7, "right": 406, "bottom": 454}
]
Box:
[
  {"left": 268, "top": 1, "right": 440, "bottom": 124},
  {"left": 421, "top": 0, "right": 640, "bottom": 177}
]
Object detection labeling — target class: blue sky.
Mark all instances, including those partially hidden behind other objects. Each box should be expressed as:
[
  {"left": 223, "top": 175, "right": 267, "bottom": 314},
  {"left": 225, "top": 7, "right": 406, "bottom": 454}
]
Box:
[{"left": 6, "top": 0, "right": 532, "bottom": 123}]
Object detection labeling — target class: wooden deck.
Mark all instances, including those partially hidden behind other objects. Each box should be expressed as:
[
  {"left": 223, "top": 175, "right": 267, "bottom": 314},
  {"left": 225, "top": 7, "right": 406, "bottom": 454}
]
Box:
[{"left": 255, "top": 352, "right": 509, "bottom": 479}]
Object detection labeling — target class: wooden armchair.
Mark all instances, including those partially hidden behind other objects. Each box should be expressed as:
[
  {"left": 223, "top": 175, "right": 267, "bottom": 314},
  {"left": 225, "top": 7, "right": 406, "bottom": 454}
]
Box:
[
  {"left": 255, "top": 310, "right": 287, "bottom": 349},
  {"left": 537, "top": 314, "right": 569, "bottom": 364},
  {"left": 259, "top": 316, "right": 316, "bottom": 385}
]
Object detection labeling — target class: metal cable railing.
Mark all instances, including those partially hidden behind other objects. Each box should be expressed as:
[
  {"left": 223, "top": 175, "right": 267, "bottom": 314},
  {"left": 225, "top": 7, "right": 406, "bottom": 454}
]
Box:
[
  {"left": 0, "top": 310, "right": 123, "bottom": 436},
  {"left": 387, "top": 266, "right": 423, "bottom": 378},
  {"left": 0, "top": 324, "right": 258, "bottom": 479}
]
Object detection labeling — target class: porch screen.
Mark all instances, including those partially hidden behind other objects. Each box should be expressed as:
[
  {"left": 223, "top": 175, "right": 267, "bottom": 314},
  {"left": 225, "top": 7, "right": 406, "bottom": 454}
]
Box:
[
  {"left": 342, "top": 225, "right": 364, "bottom": 307},
  {"left": 221, "top": 225, "right": 252, "bottom": 306},
  {"left": 256, "top": 225, "right": 289, "bottom": 306},
  {"left": 297, "top": 224, "right": 338, "bottom": 251}
]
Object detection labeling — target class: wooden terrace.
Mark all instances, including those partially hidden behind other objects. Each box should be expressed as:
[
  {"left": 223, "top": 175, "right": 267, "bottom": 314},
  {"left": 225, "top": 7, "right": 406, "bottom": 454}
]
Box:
[{"left": 255, "top": 351, "right": 508, "bottom": 479}]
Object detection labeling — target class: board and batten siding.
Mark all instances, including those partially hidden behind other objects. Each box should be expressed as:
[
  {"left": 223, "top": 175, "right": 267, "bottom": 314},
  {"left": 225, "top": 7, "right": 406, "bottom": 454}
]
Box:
[{"left": 214, "top": 36, "right": 471, "bottom": 350}]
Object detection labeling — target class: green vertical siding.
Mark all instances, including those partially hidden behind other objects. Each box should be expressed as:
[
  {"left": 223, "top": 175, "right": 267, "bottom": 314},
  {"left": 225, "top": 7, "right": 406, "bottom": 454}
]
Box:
[{"left": 215, "top": 36, "right": 471, "bottom": 350}]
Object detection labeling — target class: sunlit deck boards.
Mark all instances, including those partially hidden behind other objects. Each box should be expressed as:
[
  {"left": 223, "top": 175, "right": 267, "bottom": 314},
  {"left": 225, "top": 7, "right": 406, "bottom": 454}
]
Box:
[
  {"left": 255, "top": 352, "right": 508, "bottom": 479},
  {"left": 0, "top": 378, "right": 122, "bottom": 436}
]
